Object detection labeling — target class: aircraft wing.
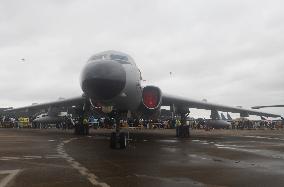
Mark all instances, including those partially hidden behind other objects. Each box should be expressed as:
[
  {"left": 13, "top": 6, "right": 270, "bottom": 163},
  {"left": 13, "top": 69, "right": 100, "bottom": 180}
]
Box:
[
  {"left": 251, "top": 105, "right": 284, "bottom": 109},
  {"left": 162, "top": 93, "right": 281, "bottom": 118},
  {"left": 4, "top": 93, "right": 280, "bottom": 118},
  {"left": 4, "top": 96, "right": 85, "bottom": 114}
]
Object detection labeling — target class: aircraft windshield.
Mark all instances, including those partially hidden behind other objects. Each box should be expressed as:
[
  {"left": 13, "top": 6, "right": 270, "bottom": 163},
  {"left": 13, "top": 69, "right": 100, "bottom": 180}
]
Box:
[
  {"left": 90, "top": 53, "right": 130, "bottom": 64},
  {"left": 90, "top": 54, "right": 107, "bottom": 61},
  {"left": 110, "top": 54, "right": 130, "bottom": 64}
]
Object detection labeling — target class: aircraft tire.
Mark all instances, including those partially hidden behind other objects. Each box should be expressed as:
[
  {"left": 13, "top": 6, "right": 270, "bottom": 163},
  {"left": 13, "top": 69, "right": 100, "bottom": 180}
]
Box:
[
  {"left": 110, "top": 132, "right": 117, "bottom": 149},
  {"left": 176, "top": 126, "right": 180, "bottom": 137},
  {"left": 119, "top": 132, "right": 127, "bottom": 149}
]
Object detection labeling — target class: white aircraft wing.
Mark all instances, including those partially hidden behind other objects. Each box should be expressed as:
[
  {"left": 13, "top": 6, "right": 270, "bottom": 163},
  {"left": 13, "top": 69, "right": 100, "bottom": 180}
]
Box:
[{"left": 162, "top": 93, "right": 281, "bottom": 118}]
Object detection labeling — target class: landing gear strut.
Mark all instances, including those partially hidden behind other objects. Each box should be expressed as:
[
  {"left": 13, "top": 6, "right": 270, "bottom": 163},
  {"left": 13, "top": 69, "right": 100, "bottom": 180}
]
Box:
[
  {"left": 176, "top": 125, "right": 190, "bottom": 138},
  {"left": 74, "top": 119, "right": 89, "bottom": 135},
  {"left": 176, "top": 110, "right": 190, "bottom": 138},
  {"left": 74, "top": 100, "right": 90, "bottom": 136},
  {"left": 110, "top": 131, "right": 127, "bottom": 149},
  {"left": 110, "top": 115, "right": 128, "bottom": 149}
]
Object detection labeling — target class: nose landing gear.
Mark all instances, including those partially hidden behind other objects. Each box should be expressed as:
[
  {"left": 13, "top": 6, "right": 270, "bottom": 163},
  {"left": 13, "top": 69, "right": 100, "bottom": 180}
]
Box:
[
  {"left": 74, "top": 100, "right": 90, "bottom": 136},
  {"left": 110, "top": 132, "right": 127, "bottom": 149},
  {"left": 110, "top": 114, "right": 129, "bottom": 149}
]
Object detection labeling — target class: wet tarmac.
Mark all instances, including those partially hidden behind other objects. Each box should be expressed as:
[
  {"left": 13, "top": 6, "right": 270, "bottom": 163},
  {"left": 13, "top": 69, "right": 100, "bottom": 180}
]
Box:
[{"left": 0, "top": 128, "right": 284, "bottom": 187}]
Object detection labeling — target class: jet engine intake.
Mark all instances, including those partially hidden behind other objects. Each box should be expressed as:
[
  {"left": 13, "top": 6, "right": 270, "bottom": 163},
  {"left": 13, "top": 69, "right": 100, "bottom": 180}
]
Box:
[
  {"left": 80, "top": 60, "right": 126, "bottom": 100},
  {"left": 142, "top": 86, "right": 162, "bottom": 110}
]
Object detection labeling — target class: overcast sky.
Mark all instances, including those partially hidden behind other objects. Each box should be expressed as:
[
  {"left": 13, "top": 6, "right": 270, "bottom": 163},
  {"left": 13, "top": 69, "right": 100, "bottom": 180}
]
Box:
[{"left": 1, "top": 0, "right": 283, "bottom": 119}]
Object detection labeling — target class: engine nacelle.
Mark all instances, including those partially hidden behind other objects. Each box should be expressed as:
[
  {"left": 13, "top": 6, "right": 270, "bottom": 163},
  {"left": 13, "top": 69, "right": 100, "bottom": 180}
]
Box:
[
  {"left": 138, "top": 86, "right": 162, "bottom": 119},
  {"left": 142, "top": 86, "right": 162, "bottom": 109}
]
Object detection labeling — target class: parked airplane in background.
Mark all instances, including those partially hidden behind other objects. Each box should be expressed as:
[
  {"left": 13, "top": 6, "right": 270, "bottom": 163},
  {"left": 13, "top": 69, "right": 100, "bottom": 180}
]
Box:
[
  {"left": 4, "top": 51, "right": 281, "bottom": 149},
  {"left": 32, "top": 112, "right": 73, "bottom": 127},
  {"left": 202, "top": 112, "right": 231, "bottom": 129},
  {"left": 205, "top": 119, "right": 231, "bottom": 129}
]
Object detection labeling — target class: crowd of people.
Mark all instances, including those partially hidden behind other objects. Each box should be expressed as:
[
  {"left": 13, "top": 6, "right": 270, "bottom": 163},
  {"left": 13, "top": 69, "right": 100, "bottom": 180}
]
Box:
[
  {"left": 0, "top": 115, "right": 283, "bottom": 130},
  {"left": 230, "top": 120, "right": 283, "bottom": 130}
]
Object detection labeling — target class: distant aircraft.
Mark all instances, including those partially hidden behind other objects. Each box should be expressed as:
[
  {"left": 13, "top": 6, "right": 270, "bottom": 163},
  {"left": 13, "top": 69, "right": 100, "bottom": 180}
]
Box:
[
  {"left": 205, "top": 119, "right": 231, "bottom": 129},
  {"left": 4, "top": 51, "right": 281, "bottom": 149},
  {"left": 32, "top": 112, "right": 72, "bottom": 126},
  {"left": 195, "top": 118, "right": 230, "bottom": 129},
  {"left": 202, "top": 112, "right": 231, "bottom": 129}
]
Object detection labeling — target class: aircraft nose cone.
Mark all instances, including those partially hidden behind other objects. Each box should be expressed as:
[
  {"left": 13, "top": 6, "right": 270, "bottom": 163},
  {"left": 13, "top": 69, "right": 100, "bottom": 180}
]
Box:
[{"left": 81, "top": 61, "right": 126, "bottom": 100}]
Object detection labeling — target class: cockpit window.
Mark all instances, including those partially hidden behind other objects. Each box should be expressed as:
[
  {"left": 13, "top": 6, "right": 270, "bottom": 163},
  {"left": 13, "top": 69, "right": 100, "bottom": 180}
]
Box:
[
  {"left": 110, "top": 54, "right": 130, "bottom": 64},
  {"left": 90, "top": 54, "right": 107, "bottom": 61},
  {"left": 89, "top": 53, "right": 131, "bottom": 64}
]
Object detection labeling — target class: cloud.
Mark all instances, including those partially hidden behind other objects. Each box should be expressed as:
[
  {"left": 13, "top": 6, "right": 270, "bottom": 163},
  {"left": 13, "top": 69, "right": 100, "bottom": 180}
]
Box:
[{"left": 0, "top": 0, "right": 283, "bottom": 117}]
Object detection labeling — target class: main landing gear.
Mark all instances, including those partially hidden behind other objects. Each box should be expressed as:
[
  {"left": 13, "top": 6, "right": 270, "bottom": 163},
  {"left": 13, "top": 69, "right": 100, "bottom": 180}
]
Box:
[
  {"left": 110, "top": 115, "right": 128, "bottom": 149},
  {"left": 110, "top": 131, "right": 127, "bottom": 149},
  {"left": 175, "top": 108, "right": 190, "bottom": 138},
  {"left": 176, "top": 125, "right": 190, "bottom": 138}
]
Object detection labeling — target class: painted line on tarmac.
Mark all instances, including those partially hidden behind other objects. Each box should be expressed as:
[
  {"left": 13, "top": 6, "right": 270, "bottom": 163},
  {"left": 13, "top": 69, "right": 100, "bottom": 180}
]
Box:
[
  {"left": 0, "top": 157, "right": 21, "bottom": 161},
  {"left": 0, "top": 169, "right": 21, "bottom": 187},
  {"left": 214, "top": 143, "right": 284, "bottom": 159},
  {"left": 244, "top": 135, "right": 284, "bottom": 141},
  {"left": 23, "top": 156, "right": 42, "bottom": 159},
  {"left": 57, "top": 138, "right": 110, "bottom": 187},
  {"left": 0, "top": 155, "right": 62, "bottom": 161}
]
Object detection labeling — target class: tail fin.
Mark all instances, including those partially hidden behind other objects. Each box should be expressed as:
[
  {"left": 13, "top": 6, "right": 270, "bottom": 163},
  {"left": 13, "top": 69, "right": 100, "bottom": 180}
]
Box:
[
  {"left": 261, "top": 116, "right": 267, "bottom": 120},
  {"left": 226, "top": 113, "right": 232, "bottom": 120},
  {"left": 220, "top": 113, "right": 227, "bottom": 120}
]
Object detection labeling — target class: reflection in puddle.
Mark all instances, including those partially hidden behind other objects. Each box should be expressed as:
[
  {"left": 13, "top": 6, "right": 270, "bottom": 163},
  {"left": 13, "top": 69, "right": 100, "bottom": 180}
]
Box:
[
  {"left": 157, "top": 139, "right": 179, "bottom": 143},
  {"left": 214, "top": 143, "right": 284, "bottom": 160},
  {"left": 161, "top": 147, "right": 180, "bottom": 153},
  {"left": 134, "top": 174, "right": 204, "bottom": 187}
]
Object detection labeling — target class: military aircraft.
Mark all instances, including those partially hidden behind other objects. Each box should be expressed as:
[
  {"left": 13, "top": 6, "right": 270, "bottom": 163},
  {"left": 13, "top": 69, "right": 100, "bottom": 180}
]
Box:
[
  {"left": 32, "top": 112, "right": 73, "bottom": 127},
  {"left": 203, "top": 112, "right": 231, "bottom": 129},
  {"left": 205, "top": 119, "right": 231, "bottom": 129},
  {"left": 205, "top": 113, "right": 231, "bottom": 129},
  {"left": 4, "top": 50, "right": 281, "bottom": 149}
]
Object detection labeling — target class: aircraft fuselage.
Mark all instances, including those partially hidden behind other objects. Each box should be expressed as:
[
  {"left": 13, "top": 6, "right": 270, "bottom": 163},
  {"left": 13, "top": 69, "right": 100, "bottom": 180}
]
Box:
[{"left": 80, "top": 51, "right": 143, "bottom": 112}]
